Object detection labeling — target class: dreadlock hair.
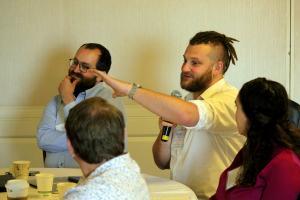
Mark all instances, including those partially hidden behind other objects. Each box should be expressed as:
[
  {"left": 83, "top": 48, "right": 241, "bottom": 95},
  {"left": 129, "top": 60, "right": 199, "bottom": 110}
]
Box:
[
  {"left": 236, "top": 77, "right": 300, "bottom": 186},
  {"left": 189, "top": 31, "right": 239, "bottom": 74}
]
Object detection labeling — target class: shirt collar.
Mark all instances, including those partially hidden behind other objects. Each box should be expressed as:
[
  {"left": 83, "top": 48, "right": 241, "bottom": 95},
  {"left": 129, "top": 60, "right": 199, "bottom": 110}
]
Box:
[
  {"left": 87, "top": 153, "right": 130, "bottom": 179},
  {"left": 81, "top": 82, "right": 105, "bottom": 97},
  {"left": 197, "top": 78, "right": 226, "bottom": 100}
]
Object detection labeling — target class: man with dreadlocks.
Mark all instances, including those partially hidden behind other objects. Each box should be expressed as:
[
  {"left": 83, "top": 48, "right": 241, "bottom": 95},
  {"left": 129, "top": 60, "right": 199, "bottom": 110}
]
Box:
[{"left": 89, "top": 31, "right": 246, "bottom": 199}]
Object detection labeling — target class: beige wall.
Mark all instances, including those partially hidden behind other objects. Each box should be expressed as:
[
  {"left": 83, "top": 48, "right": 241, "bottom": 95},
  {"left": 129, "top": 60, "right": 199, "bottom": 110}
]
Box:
[
  {"left": 0, "top": 0, "right": 291, "bottom": 106},
  {"left": 292, "top": 0, "right": 300, "bottom": 103},
  {"left": 0, "top": 0, "right": 296, "bottom": 178}
]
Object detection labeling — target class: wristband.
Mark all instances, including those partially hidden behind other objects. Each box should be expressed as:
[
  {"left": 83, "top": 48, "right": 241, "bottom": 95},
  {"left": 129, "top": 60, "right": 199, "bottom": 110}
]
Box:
[{"left": 128, "top": 83, "right": 141, "bottom": 99}]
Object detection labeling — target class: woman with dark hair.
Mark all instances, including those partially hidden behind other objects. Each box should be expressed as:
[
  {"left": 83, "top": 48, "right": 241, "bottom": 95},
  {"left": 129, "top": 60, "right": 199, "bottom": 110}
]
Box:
[{"left": 211, "top": 77, "right": 300, "bottom": 200}]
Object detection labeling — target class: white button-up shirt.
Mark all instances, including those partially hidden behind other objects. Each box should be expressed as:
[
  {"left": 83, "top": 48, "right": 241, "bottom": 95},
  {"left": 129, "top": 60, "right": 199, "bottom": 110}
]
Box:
[{"left": 170, "top": 79, "right": 246, "bottom": 199}]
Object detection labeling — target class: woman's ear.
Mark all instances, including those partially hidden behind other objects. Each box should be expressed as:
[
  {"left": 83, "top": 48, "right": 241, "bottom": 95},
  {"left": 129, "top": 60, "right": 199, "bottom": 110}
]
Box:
[{"left": 67, "top": 139, "right": 75, "bottom": 158}]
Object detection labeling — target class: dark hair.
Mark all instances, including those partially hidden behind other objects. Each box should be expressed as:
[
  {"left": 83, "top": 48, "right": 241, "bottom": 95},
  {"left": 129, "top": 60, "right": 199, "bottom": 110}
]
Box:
[
  {"left": 189, "top": 31, "right": 238, "bottom": 74},
  {"left": 65, "top": 97, "right": 125, "bottom": 164},
  {"left": 80, "top": 43, "right": 112, "bottom": 73},
  {"left": 236, "top": 77, "right": 300, "bottom": 186}
]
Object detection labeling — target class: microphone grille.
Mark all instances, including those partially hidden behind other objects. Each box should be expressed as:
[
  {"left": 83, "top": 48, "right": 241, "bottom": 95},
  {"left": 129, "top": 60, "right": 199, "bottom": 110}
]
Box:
[{"left": 171, "top": 90, "right": 182, "bottom": 98}]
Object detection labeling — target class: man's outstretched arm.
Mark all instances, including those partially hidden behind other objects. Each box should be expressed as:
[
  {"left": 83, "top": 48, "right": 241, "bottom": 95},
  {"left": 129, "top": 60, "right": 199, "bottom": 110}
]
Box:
[{"left": 90, "top": 69, "right": 199, "bottom": 127}]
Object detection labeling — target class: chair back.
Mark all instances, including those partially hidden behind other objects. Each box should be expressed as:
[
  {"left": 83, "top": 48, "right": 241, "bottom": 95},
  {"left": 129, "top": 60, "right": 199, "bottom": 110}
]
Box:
[{"left": 288, "top": 99, "right": 300, "bottom": 128}]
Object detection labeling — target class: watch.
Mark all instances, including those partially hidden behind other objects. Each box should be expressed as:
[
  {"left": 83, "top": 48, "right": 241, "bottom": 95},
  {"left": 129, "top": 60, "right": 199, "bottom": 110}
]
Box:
[{"left": 128, "top": 83, "right": 141, "bottom": 99}]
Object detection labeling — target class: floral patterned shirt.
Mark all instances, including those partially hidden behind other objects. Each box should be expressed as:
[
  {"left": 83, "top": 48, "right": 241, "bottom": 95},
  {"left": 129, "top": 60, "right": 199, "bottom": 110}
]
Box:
[{"left": 64, "top": 153, "right": 150, "bottom": 200}]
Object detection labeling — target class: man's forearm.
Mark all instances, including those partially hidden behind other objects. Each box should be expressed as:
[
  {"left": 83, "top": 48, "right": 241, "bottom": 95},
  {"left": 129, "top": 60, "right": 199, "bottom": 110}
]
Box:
[
  {"left": 37, "top": 129, "right": 68, "bottom": 152},
  {"left": 152, "top": 129, "right": 172, "bottom": 169},
  {"left": 132, "top": 88, "right": 199, "bottom": 127}
]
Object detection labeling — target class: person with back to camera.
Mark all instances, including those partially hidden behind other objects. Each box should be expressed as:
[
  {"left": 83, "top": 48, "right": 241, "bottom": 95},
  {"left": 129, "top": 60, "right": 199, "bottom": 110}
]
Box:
[
  {"left": 211, "top": 77, "right": 300, "bottom": 200},
  {"left": 89, "top": 31, "right": 246, "bottom": 199},
  {"left": 37, "top": 43, "right": 126, "bottom": 168},
  {"left": 64, "top": 97, "right": 150, "bottom": 200}
]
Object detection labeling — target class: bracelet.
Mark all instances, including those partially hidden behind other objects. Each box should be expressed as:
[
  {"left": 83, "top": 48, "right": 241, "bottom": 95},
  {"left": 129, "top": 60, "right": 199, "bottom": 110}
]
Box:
[{"left": 128, "top": 83, "right": 141, "bottom": 99}]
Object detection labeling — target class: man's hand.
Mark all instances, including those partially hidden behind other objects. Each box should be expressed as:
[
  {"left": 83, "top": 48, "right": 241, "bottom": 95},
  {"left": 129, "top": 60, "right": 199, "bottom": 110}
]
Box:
[
  {"left": 58, "top": 76, "right": 79, "bottom": 105},
  {"left": 158, "top": 117, "right": 175, "bottom": 130},
  {"left": 89, "top": 69, "right": 131, "bottom": 98}
]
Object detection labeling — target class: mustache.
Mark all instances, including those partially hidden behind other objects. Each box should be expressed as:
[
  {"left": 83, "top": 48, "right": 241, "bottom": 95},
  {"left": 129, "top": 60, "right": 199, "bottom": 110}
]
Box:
[
  {"left": 181, "top": 72, "right": 193, "bottom": 78},
  {"left": 69, "top": 71, "right": 83, "bottom": 80}
]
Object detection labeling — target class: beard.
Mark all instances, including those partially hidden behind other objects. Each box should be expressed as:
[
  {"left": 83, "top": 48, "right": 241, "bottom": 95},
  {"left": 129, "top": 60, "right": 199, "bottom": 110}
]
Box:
[
  {"left": 69, "top": 71, "right": 97, "bottom": 97},
  {"left": 180, "top": 68, "right": 212, "bottom": 93}
]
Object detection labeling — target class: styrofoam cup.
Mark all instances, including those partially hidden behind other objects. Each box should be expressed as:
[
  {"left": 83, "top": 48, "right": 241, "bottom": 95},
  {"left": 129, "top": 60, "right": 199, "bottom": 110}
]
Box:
[
  {"left": 57, "top": 182, "right": 76, "bottom": 199},
  {"left": 35, "top": 173, "right": 54, "bottom": 195},
  {"left": 5, "top": 179, "right": 29, "bottom": 199}
]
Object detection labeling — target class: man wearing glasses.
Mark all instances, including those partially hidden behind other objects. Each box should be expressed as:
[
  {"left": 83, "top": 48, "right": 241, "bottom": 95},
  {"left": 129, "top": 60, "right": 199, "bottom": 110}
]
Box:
[{"left": 37, "top": 43, "right": 126, "bottom": 168}]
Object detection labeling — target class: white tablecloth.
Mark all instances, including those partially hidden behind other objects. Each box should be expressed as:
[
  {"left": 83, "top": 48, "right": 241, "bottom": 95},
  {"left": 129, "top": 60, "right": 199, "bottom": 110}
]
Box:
[{"left": 0, "top": 168, "right": 197, "bottom": 200}]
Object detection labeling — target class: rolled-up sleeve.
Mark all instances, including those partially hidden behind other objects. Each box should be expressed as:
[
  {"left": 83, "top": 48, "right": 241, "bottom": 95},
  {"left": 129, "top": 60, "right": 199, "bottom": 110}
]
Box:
[{"left": 184, "top": 100, "right": 212, "bottom": 130}]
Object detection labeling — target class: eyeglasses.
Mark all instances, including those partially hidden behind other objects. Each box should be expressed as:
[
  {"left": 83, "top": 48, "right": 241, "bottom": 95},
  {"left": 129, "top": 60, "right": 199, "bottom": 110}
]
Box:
[{"left": 69, "top": 58, "right": 93, "bottom": 73}]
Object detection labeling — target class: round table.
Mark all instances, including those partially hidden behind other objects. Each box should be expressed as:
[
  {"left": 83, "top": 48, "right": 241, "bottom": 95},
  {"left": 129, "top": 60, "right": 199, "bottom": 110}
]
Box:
[{"left": 0, "top": 168, "right": 197, "bottom": 200}]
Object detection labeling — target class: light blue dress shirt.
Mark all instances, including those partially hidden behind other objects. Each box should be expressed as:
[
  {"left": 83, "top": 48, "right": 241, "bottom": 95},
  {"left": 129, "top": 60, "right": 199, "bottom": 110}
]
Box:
[{"left": 37, "top": 82, "right": 126, "bottom": 168}]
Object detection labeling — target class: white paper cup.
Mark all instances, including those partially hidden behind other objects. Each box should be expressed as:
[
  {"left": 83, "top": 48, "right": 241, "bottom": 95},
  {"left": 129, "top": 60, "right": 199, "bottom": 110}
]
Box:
[
  {"left": 35, "top": 173, "right": 54, "bottom": 195},
  {"left": 11, "top": 160, "right": 31, "bottom": 180},
  {"left": 5, "top": 179, "right": 29, "bottom": 200},
  {"left": 57, "top": 182, "right": 76, "bottom": 199}
]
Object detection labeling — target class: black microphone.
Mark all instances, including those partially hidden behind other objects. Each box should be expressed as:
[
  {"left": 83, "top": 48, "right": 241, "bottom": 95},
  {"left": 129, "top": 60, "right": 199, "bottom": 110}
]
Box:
[{"left": 161, "top": 90, "right": 182, "bottom": 142}]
